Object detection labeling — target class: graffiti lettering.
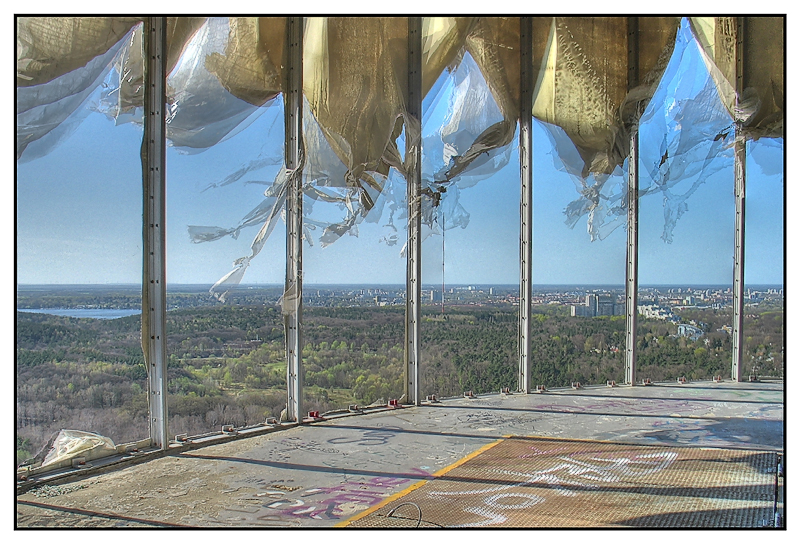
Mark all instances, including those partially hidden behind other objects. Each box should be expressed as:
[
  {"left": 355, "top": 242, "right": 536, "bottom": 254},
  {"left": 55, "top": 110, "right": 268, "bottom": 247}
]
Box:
[
  {"left": 430, "top": 450, "right": 678, "bottom": 527},
  {"left": 456, "top": 411, "right": 540, "bottom": 429},
  {"left": 272, "top": 469, "right": 430, "bottom": 520},
  {"left": 534, "top": 398, "right": 708, "bottom": 415},
  {"left": 457, "top": 493, "right": 546, "bottom": 527},
  {"left": 328, "top": 426, "right": 402, "bottom": 446},
  {"left": 278, "top": 437, "right": 340, "bottom": 454}
]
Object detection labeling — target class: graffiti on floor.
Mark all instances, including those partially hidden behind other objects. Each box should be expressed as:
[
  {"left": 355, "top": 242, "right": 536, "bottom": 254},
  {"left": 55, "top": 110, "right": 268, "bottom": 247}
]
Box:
[
  {"left": 427, "top": 446, "right": 678, "bottom": 527},
  {"left": 271, "top": 466, "right": 433, "bottom": 520},
  {"left": 277, "top": 436, "right": 341, "bottom": 454},
  {"left": 327, "top": 426, "right": 402, "bottom": 446},
  {"left": 270, "top": 476, "right": 410, "bottom": 519},
  {"left": 456, "top": 411, "right": 542, "bottom": 430},
  {"left": 533, "top": 398, "right": 709, "bottom": 416},
  {"left": 218, "top": 467, "right": 433, "bottom": 524}
]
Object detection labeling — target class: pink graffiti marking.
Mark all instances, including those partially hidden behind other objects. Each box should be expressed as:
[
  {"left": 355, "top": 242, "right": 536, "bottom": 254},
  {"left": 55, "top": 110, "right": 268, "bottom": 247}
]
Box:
[{"left": 272, "top": 471, "right": 430, "bottom": 519}]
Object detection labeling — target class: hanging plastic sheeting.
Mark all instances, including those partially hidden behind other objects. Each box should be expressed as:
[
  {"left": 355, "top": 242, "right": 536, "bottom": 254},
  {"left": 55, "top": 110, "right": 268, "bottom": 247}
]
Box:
[
  {"left": 393, "top": 17, "right": 519, "bottom": 254},
  {"left": 16, "top": 17, "right": 141, "bottom": 160},
  {"left": 200, "top": 17, "right": 406, "bottom": 300},
  {"left": 16, "top": 17, "right": 785, "bottom": 282},
  {"left": 531, "top": 17, "right": 680, "bottom": 175},
  {"left": 17, "top": 17, "right": 141, "bottom": 88},
  {"left": 637, "top": 18, "right": 737, "bottom": 244},
  {"left": 160, "top": 18, "right": 285, "bottom": 151},
  {"left": 544, "top": 122, "right": 629, "bottom": 242},
  {"left": 297, "top": 16, "right": 511, "bottom": 257},
  {"left": 689, "top": 17, "right": 783, "bottom": 140},
  {"left": 289, "top": 17, "right": 518, "bottom": 266},
  {"left": 303, "top": 17, "right": 408, "bottom": 189},
  {"left": 300, "top": 16, "right": 520, "bottom": 246},
  {"left": 203, "top": 17, "right": 476, "bottom": 296},
  {"left": 17, "top": 17, "right": 282, "bottom": 157},
  {"left": 530, "top": 17, "right": 680, "bottom": 241},
  {"left": 424, "top": 52, "right": 514, "bottom": 185},
  {"left": 301, "top": 98, "right": 403, "bottom": 250},
  {"left": 108, "top": 17, "right": 208, "bottom": 124},
  {"left": 157, "top": 17, "right": 289, "bottom": 302},
  {"left": 17, "top": 17, "right": 216, "bottom": 159},
  {"left": 417, "top": 51, "right": 510, "bottom": 245},
  {"left": 440, "top": 17, "right": 520, "bottom": 183},
  {"left": 101, "top": 17, "right": 276, "bottom": 149},
  {"left": 199, "top": 164, "right": 290, "bottom": 302}
]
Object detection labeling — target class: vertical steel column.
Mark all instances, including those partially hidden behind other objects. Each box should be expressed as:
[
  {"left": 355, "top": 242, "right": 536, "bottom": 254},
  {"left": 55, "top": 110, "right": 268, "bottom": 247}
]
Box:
[
  {"left": 142, "top": 17, "right": 169, "bottom": 449},
  {"left": 731, "top": 17, "right": 746, "bottom": 382},
  {"left": 518, "top": 16, "right": 533, "bottom": 394},
  {"left": 405, "top": 17, "right": 423, "bottom": 406},
  {"left": 284, "top": 17, "right": 304, "bottom": 420},
  {"left": 624, "top": 17, "right": 640, "bottom": 386}
]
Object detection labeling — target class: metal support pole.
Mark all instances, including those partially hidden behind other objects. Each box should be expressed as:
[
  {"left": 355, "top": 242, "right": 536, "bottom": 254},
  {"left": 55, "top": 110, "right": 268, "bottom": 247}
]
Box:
[
  {"left": 142, "top": 17, "right": 168, "bottom": 449},
  {"left": 624, "top": 17, "right": 640, "bottom": 386},
  {"left": 405, "top": 17, "right": 423, "bottom": 406},
  {"left": 732, "top": 135, "right": 746, "bottom": 381},
  {"left": 731, "top": 17, "right": 746, "bottom": 382},
  {"left": 625, "top": 130, "right": 640, "bottom": 386},
  {"left": 284, "top": 16, "right": 304, "bottom": 421},
  {"left": 518, "top": 16, "right": 533, "bottom": 394}
]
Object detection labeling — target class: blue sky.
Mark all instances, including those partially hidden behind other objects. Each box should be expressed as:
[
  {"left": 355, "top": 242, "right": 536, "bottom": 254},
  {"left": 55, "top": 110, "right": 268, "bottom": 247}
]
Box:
[{"left": 15, "top": 18, "right": 785, "bottom": 287}]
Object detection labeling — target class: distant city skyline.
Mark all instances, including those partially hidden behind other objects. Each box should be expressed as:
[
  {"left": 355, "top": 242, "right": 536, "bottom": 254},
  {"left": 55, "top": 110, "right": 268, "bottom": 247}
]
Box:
[{"left": 15, "top": 282, "right": 785, "bottom": 289}]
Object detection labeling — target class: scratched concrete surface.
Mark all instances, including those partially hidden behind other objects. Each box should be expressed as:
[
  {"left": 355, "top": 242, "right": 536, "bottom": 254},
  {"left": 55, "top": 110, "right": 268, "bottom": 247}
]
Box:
[{"left": 16, "top": 380, "right": 783, "bottom": 528}]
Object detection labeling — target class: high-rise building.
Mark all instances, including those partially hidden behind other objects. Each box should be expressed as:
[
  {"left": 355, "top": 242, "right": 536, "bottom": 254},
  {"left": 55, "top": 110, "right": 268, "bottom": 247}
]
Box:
[{"left": 586, "top": 294, "right": 598, "bottom": 315}]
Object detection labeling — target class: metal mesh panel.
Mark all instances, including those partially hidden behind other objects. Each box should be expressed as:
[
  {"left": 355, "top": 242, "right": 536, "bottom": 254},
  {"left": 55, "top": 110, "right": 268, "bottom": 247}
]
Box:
[{"left": 347, "top": 437, "right": 777, "bottom": 528}]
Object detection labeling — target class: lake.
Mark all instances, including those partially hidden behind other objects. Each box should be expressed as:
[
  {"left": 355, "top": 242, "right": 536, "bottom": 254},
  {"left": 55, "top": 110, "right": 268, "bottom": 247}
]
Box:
[{"left": 17, "top": 308, "right": 141, "bottom": 320}]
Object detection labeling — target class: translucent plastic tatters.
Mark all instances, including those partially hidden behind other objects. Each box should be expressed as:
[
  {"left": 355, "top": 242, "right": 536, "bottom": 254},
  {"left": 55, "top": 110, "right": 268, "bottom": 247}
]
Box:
[{"left": 16, "top": 17, "right": 784, "bottom": 297}]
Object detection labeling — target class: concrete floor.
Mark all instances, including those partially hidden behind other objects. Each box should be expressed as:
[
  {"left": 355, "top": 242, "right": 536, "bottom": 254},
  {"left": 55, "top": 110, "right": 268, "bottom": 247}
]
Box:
[{"left": 16, "top": 380, "right": 784, "bottom": 528}]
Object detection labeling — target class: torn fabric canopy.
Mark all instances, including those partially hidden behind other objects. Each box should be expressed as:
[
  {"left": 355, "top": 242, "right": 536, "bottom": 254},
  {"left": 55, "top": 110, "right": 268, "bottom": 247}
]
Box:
[
  {"left": 16, "top": 16, "right": 785, "bottom": 294},
  {"left": 531, "top": 17, "right": 680, "bottom": 179},
  {"left": 689, "top": 17, "right": 783, "bottom": 139},
  {"left": 638, "top": 17, "right": 736, "bottom": 244}
]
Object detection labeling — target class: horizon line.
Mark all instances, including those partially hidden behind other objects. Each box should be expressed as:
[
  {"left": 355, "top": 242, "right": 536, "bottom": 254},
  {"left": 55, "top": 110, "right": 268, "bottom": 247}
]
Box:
[{"left": 17, "top": 282, "right": 785, "bottom": 288}]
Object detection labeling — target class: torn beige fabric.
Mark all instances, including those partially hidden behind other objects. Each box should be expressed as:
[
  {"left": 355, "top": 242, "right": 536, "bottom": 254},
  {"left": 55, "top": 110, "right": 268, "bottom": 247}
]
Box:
[
  {"left": 532, "top": 17, "right": 680, "bottom": 177},
  {"left": 303, "top": 17, "right": 408, "bottom": 189},
  {"left": 17, "top": 17, "right": 141, "bottom": 87},
  {"left": 438, "top": 17, "right": 519, "bottom": 182},
  {"left": 422, "top": 17, "right": 474, "bottom": 95},
  {"left": 690, "top": 16, "right": 783, "bottom": 139},
  {"left": 116, "top": 18, "right": 208, "bottom": 116},
  {"left": 17, "top": 16, "right": 783, "bottom": 163},
  {"left": 16, "top": 16, "right": 785, "bottom": 291},
  {"left": 205, "top": 17, "right": 286, "bottom": 107}
]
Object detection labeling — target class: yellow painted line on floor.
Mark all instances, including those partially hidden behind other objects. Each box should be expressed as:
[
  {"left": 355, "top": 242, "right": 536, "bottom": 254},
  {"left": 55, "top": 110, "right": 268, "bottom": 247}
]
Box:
[
  {"left": 432, "top": 438, "right": 505, "bottom": 476},
  {"left": 334, "top": 479, "right": 429, "bottom": 528},
  {"left": 336, "top": 437, "right": 505, "bottom": 527}
]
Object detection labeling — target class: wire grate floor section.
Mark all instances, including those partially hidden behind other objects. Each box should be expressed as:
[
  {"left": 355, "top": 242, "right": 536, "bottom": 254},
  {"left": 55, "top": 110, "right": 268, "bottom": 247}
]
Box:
[{"left": 345, "top": 437, "right": 779, "bottom": 528}]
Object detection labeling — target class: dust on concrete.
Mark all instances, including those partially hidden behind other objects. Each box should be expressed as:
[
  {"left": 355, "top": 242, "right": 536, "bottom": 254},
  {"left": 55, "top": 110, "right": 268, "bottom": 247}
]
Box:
[{"left": 17, "top": 434, "right": 280, "bottom": 527}]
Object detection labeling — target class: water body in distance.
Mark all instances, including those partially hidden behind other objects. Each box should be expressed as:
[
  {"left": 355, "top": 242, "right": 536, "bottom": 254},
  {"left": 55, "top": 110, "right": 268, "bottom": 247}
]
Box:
[{"left": 17, "top": 308, "right": 141, "bottom": 319}]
